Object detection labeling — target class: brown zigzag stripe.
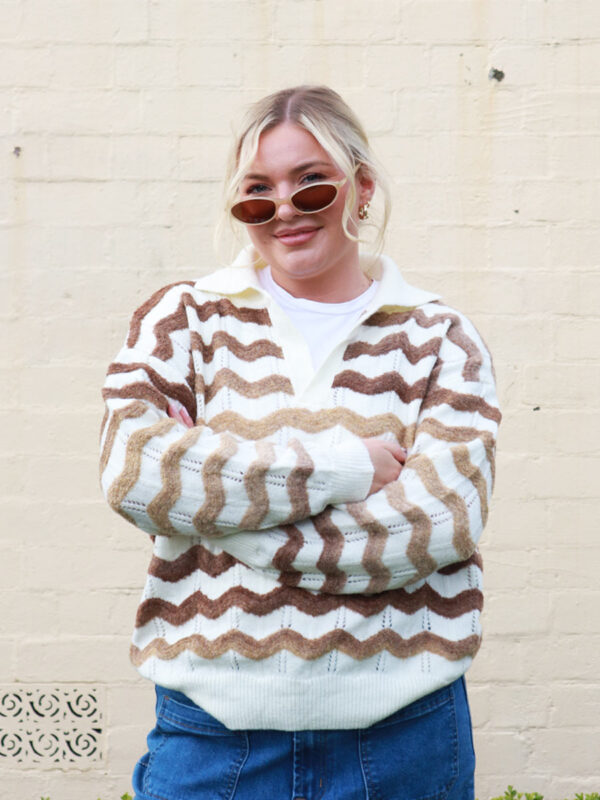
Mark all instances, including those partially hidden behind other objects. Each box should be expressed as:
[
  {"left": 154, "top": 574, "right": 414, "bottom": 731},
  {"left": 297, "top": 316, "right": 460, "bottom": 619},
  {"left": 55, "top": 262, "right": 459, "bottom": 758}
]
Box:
[
  {"left": 284, "top": 439, "right": 315, "bottom": 525},
  {"left": 422, "top": 385, "right": 501, "bottom": 424},
  {"left": 148, "top": 544, "right": 237, "bottom": 583},
  {"left": 100, "top": 401, "right": 147, "bottom": 475},
  {"left": 364, "top": 307, "right": 483, "bottom": 381},
  {"left": 107, "top": 361, "right": 197, "bottom": 420},
  {"left": 127, "top": 281, "right": 195, "bottom": 349},
  {"left": 196, "top": 368, "right": 294, "bottom": 404},
  {"left": 106, "top": 417, "right": 177, "bottom": 512},
  {"left": 452, "top": 445, "right": 488, "bottom": 527},
  {"left": 438, "top": 551, "right": 482, "bottom": 575},
  {"left": 146, "top": 426, "right": 205, "bottom": 534},
  {"left": 134, "top": 584, "right": 483, "bottom": 627},
  {"left": 206, "top": 409, "right": 415, "bottom": 445},
  {"left": 192, "top": 433, "right": 238, "bottom": 536},
  {"left": 418, "top": 418, "right": 496, "bottom": 484},
  {"left": 332, "top": 370, "right": 429, "bottom": 404},
  {"left": 409, "top": 455, "right": 474, "bottom": 561},
  {"left": 130, "top": 629, "right": 481, "bottom": 664},
  {"left": 190, "top": 330, "right": 283, "bottom": 363},
  {"left": 272, "top": 524, "right": 304, "bottom": 587},
  {"left": 313, "top": 509, "right": 347, "bottom": 593},
  {"left": 239, "top": 440, "right": 277, "bottom": 529},
  {"left": 151, "top": 295, "right": 192, "bottom": 360},
  {"left": 384, "top": 481, "right": 437, "bottom": 580},
  {"left": 194, "top": 297, "right": 271, "bottom": 326},
  {"left": 343, "top": 332, "right": 442, "bottom": 365},
  {"left": 344, "top": 502, "right": 391, "bottom": 594},
  {"left": 102, "top": 382, "right": 169, "bottom": 413}
]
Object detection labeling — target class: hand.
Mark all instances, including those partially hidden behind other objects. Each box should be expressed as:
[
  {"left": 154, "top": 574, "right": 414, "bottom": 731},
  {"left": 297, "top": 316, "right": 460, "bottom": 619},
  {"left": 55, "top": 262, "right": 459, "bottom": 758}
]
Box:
[
  {"left": 361, "top": 438, "right": 407, "bottom": 496},
  {"left": 167, "top": 401, "right": 195, "bottom": 428}
]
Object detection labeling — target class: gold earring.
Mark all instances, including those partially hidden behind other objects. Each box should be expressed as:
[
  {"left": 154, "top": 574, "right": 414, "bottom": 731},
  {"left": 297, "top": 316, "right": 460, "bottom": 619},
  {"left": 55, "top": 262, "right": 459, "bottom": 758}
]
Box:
[{"left": 358, "top": 202, "right": 370, "bottom": 220}]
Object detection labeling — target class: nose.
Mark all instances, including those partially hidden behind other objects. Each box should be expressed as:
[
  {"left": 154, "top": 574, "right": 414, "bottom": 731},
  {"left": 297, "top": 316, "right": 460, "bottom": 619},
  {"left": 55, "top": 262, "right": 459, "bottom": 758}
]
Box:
[{"left": 275, "top": 200, "right": 298, "bottom": 222}]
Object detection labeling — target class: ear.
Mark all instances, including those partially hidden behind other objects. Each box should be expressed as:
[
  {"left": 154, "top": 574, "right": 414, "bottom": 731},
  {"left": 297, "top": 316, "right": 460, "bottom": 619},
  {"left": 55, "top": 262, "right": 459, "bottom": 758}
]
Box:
[{"left": 357, "top": 167, "right": 375, "bottom": 205}]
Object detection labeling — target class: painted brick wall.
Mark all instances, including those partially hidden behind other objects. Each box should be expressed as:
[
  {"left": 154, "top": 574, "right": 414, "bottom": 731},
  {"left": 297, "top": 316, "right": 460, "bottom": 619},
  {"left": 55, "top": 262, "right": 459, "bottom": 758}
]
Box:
[{"left": 1, "top": 1, "right": 599, "bottom": 797}]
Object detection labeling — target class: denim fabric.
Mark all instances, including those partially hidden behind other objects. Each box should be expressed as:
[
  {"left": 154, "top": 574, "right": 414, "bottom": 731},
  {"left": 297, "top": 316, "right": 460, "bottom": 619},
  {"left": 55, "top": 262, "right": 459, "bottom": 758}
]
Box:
[{"left": 132, "top": 677, "right": 475, "bottom": 800}]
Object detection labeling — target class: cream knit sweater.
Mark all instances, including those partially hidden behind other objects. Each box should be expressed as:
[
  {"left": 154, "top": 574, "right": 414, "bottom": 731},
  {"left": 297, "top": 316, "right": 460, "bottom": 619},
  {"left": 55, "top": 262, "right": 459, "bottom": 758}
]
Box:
[{"left": 100, "top": 250, "right": 501, "bottom": 730}]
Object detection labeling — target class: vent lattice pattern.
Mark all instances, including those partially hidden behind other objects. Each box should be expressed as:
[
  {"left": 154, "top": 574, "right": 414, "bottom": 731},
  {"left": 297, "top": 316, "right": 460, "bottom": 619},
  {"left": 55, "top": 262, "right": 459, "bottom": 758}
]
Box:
[{"left": 0, "top": 686, "right": 103, "bottom": 765}]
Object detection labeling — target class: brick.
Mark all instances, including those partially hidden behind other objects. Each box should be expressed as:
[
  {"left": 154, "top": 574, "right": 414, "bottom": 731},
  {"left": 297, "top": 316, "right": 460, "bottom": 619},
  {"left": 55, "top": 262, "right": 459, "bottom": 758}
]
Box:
[
  {"left": 20, "top": 544, "right": 148, "bottom": 591},
  {"left": 529, "top": 728, "right": 600, "bottom": 775},
  {"left": 473, "top": 730, "right": 530, "bottom": 775},
  {"left": 273, "top": 0, "right": 399, "bottom": 43},
  {"left": 524, "top": 90, "right": 600, "bottom": 134},
  {"left": 550, "top": 135, "right": 600, "bottom": 178},
  {"left": 489, "top": 224, "right": 550, "bottom": 270},
  {"left": 14, "top": 89, "right": 142, "bottom": 134},
  {"left": 553, "top": 592, "right": 600, "bottom": 633},
  {"left": 0, "top": 46, "right": 51, "bottom": 88},
  {"left": 16, "top": 636, "right": 134, "bottom": 682},
  {"left": 549, "top": 225, "right": 600, "bottom": 268},
  {"left": 106, "top": 723, "right": 149, "bottom": 775},
  {"left": 479, "top": 497, "right": 549, "bottom": 550},
  {"left": 50, "top": 44, "right": 114, "bottom": 88},
  {"left": 522, "top": 635, "right": 600, "bottom": 681},
  {"left": 112, "top": 134, "right": 177, "bottom": 179},
  {"left": 429, "top": 45, "right": 489, "bottom": 88},
  {"left": 47, "top": 135, "right": 111, "bottom": 180},
  {"left": 141, "top": 87, "right": 240, "bottom": 135},
  {"left": 179, "top": 43, "right": 243, "bottom": 87},
  {"left": 150, "top": 0, "right": 275, "bottom": 42},
  {"left": 58, "top": 590, "right": 140, "bottom": 636},
  {"left": 115, "top": 44, "right": 177, "bottom": 88},
  {"left": 485, "top": 683, "right": 552, "bottom": 729},
  {"left": 523, "top": 363, "right": 600, "bottom": 408},
  {"left": 3, "top": 591, "right": 60, "bottom": 636},
  {"left": 0, "top": 225, "right": 111, "bottom": 270},
  {"left": 555, "top": 318, "right": 600, "bottom": 362},
  {"left": 533, "top": 549, "right": 600, "bottom": 592},
  {"left": 19, "top": 0, "right": 148, "bottom": 43},
  {"left": 553, "top": 42, "right": 600, "bottom": 86},
  {"left": 178, "top": 135, "right": 230, "bottom": 182},
  {"left": 483, "top": 592, "right": 552, "bottom": 636},
  {"left": 13, "top": 180, "right": 141, "bottom": 226},
  {"left": 481, "top": 316, "right": 555, "bottom": 363},
  {"left": 107, "top": 683, "right": 155, "bottom": 729},
  {"left": 366, "top": 44, "right": 430, "bottom": 87},
  {"left": 495, "top": 453, "right": 600, "bottom": 500},
  {"left": 550, "top": 684, "right": 600, "bottom": 727}
]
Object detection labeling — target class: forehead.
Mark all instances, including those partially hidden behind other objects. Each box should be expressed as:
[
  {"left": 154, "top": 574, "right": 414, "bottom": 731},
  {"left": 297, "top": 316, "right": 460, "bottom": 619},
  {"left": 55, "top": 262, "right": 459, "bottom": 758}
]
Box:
[{"left": 245, "top": 122, "right": 337, "bottom": 177}]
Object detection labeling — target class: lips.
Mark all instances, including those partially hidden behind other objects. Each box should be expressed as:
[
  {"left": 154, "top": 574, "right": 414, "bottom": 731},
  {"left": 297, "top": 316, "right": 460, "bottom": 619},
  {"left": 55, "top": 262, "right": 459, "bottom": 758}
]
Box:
[{"left": 274, "top": 226, "right": 320, "bottom": 246}]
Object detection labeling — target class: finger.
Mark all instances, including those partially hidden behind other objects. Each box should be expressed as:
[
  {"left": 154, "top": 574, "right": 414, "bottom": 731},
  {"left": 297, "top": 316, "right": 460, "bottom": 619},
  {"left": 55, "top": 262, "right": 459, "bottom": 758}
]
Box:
[{"left": 180, "top": 407, "right": 194, "bottom": 427}]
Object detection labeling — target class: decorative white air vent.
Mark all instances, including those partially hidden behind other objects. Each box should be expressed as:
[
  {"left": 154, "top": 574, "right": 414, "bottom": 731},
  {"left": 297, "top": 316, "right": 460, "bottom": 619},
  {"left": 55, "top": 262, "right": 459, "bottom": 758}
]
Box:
[{"left": 0, "top": 686, "right": 103, "bottom": 766}]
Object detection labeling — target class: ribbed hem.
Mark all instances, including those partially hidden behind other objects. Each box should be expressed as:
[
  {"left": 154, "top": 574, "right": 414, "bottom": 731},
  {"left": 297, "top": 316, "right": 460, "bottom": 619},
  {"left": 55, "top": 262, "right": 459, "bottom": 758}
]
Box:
[{"left": 138, "top": 657, "right": 472, "bottom": 731}]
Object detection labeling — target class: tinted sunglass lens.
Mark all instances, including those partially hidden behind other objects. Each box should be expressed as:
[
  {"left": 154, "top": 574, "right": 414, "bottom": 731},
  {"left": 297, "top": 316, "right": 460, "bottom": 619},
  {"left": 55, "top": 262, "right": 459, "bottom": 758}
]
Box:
[
  {"left": 231, "top": 198, "right": 275, "bottom": 224},
  {"left": 293, "top": 184, "right": 337, "bottom": 212}
]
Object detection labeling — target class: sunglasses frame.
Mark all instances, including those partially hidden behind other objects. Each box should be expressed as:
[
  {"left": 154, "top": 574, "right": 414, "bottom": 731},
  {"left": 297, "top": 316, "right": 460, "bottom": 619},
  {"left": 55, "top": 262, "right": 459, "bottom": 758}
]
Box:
[{"left": 231, "top": 178, "right": 348, "bottom": 226}]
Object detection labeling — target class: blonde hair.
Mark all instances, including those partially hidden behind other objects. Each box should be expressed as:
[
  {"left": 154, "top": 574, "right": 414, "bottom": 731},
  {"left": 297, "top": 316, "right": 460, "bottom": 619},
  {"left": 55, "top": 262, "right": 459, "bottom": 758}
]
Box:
[{"left": 215, "top": 85, "right": 391, "bottom": 261}]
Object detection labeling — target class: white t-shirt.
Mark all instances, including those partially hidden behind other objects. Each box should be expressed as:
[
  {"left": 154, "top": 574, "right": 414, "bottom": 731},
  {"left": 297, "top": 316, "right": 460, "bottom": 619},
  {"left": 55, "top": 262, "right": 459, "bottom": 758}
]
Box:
[{"left": 258, "top": 265, "right": 379, "bottom": 370}]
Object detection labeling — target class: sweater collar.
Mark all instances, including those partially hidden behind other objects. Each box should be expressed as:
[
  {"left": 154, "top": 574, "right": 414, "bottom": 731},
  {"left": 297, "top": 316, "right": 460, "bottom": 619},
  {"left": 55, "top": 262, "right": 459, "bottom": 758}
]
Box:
[{"left": 194, "top": 246, "right": 440, "bottom": 310}]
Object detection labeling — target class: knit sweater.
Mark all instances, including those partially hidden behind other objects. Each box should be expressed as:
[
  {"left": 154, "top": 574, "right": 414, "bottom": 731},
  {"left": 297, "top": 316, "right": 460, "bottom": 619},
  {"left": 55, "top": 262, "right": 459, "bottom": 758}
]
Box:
[{"left": 100, "top": 249, "right": 501, "bottom": 730}]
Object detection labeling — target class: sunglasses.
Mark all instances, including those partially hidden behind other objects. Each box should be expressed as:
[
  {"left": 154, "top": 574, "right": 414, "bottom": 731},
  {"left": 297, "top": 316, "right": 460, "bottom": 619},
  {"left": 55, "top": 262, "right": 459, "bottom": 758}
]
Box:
[{"left": 230, "top": 179, "right": 347, "bottom": 225}]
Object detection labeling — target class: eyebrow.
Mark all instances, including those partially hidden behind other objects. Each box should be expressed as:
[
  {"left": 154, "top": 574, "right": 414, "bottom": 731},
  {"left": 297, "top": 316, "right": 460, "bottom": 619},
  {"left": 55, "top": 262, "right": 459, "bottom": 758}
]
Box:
[{"left": 242, "top": 160, "right": 334, "bottom": 182}]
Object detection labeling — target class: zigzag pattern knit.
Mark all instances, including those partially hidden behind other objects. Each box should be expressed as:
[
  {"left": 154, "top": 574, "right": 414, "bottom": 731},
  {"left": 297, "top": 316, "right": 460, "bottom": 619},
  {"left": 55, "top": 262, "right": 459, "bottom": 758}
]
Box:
[{"left": 100, "top": 251, "right": 501, "bottom": 730}]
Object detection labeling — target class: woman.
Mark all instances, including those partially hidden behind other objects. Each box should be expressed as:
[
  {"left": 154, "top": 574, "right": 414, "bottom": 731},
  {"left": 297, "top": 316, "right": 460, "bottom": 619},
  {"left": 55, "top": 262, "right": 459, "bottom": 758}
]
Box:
[{"left": 100, "top": 85, "right": 500, "bottom": 800}]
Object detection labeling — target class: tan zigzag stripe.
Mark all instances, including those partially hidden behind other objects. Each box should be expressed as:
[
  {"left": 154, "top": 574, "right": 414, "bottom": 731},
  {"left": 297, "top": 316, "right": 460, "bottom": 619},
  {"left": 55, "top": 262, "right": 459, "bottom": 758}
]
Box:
[
  {"left": 127, "top": 281, "right": 195, "bottom": 349},
  {"left": 146, "top": 426, "right": 205, "bottom": 534},
  {"left": 206, "top": 409, "right": 415, "bottom": 444},
  {"left": 135, "top": 584, "right": 483, "bottom": 627},
  {"left": 272, "top": 524, "right": 304, "bottom": 586},
  {"left": 343, "top": 331, "right": 442, "bottom": 365},
  {"left": 196, "top": 368, "right": 294, "bottom": 403},
  {"left": 452, "top": 445, "right": 489, "bottom": 527},
  {"left": 333, "top": 370, "right": 429, "bottom": 403},
  {"left": 148, "top": 544, "right": 237, "bottom": 583},
  {"left": 344, "top": 502, "right": 392, "bottom": 594},
  {"left": 365, "top": 307, "right": 483, "bottom": 381},
  {"left": 418, "top": 418, "right": 495, "bottom": 484},
  {"left": 102, "top": 382, "right": 169, "bottom": 413},
  {"left": 106, "top": 416, "right": 177, "bottom": 512},
  {"left": 107, "top": 361, "right": 196, "bottom": 420},
  {"left": 313, "top": 509, "right": 347, "bottom": 593},
  {"left": 192, "top": 433, "right": 238, "bottom": 536},
  {"left": 409, "top": 455, "right": 474, "bottom": 561},
  {"left": 190, "top": 330, "right": 283, "bottom": 363},
  {"left": 384, "top": 481, "right": 437, "bottom": 579},
  {"left": 239, "top": 440, "right": 277, "bottom": 529},
  {"left": 130, "top": 630, "right": 481, "bottom": 664},
  {"left": 100, "top": 401, "right": 148, "bottom": 475},
  {"left": 283, "top": 439, "right": 315, "bottom": 524}
]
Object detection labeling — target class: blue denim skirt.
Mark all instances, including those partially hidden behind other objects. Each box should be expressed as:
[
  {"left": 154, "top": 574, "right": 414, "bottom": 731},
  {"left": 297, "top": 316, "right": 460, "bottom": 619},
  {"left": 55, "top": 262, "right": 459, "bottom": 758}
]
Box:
[{"left": 132, "top": 677, "right": 475, "bottom": 800}]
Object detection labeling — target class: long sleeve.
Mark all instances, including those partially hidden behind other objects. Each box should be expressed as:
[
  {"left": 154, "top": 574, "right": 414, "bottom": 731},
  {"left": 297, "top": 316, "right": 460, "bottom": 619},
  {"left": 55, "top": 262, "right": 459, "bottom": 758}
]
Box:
[
  {"left": 100, "top": 283, "right": 374, "bottom": 538},
  {"left": 210, "top": 312, "right": 500, "bottom": 594}
]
